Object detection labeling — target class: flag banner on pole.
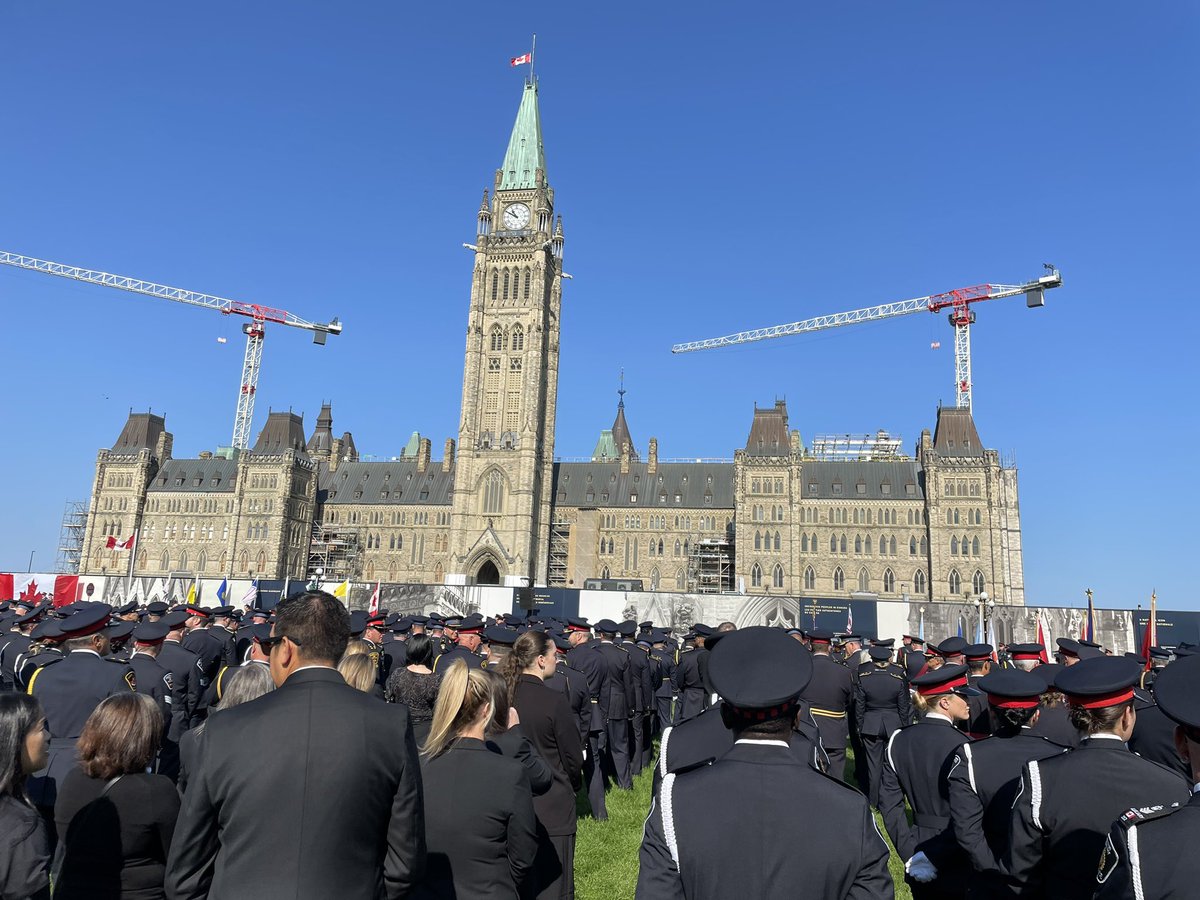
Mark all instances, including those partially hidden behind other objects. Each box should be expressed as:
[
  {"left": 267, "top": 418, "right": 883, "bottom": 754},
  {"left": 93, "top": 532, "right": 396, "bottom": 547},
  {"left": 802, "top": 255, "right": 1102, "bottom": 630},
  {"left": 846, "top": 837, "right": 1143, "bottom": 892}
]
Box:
[
  {"left": 241, "top": 579, "right": 259, "bottom": 608},
  {"left": 216, "top": 578, "right": 228, "bottom": 604},
  {"left": 1036, "top": 613, "right": 1048, "bottom": 663},
  {"left": 846, "top": 604, "right": 853, "bottom": 634},
  {"left": 333, "top": 579, "right": 350, "bottom": 601},
  {"left": 0, "top": 574, "right": 80, "bottom": 607},
  {"left": 369, "top": 581, "right": 380, "bottom": 616},
  {"left": 510, "top": 52, "right": 532, "bottom": 67},
  {"left": 186, "top": 582, "right": 197, "bottom": 605},
  {"left": 105, "top": 534, "right": 135, "bottom": 550}
]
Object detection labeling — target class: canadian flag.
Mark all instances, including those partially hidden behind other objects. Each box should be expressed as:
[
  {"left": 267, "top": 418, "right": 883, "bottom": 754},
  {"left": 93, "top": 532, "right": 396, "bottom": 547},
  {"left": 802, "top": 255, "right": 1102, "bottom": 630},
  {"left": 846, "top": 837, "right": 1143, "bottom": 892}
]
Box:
[
  {"left": 106, "top": 534, "right": 135, "bottom": 550},
  {"left": 0, "top": 573, "right": 81, "bottom": 607},
  {"left": 510, "top": 52, "right": 532, "bottom": 67},
  {"left": 369, "top": 581, "right": 381, "bottom": 616}
]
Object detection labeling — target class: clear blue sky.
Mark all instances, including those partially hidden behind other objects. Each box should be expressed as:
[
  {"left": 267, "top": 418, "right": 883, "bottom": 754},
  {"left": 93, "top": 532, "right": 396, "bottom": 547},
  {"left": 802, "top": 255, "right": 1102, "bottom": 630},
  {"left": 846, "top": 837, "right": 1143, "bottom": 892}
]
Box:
[{"left": 1, "top": 3, "right": 1195, "bottom": 609}]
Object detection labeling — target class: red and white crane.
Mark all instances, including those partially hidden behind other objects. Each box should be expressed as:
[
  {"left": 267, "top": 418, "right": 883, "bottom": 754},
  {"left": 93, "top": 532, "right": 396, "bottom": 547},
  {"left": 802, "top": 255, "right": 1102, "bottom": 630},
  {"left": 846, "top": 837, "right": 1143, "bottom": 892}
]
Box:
[
  {"left": 0, "top": 250, "right": 342, "bottom": 449},
  {"left": 672, "top": 268, "right": 1062, "bottom": 409}
]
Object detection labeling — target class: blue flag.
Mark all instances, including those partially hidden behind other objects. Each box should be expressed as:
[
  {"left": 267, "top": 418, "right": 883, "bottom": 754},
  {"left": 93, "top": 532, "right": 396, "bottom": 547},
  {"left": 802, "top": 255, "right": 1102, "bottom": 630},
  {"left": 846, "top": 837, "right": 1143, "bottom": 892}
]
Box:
[
  {"left": 957, "top": 620, "right": 963, "bottom": 638},
  {"left": 216, "top": 578, "right": 228, "bottom": 603}
]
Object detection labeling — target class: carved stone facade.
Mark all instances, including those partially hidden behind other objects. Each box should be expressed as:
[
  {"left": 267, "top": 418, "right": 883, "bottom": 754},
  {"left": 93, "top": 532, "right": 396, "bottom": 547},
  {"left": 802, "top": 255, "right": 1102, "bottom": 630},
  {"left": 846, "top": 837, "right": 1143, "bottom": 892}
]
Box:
[{"left": 78, "top": 79, "right": 1026, "bottom": 605}]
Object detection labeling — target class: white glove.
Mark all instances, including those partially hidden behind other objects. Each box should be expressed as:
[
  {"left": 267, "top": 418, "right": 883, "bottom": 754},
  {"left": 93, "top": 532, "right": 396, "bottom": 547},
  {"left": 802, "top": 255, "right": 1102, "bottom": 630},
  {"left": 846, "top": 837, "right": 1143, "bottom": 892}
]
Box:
[{"left": 905, "top": 851, "right": 938, "bottom": 883}]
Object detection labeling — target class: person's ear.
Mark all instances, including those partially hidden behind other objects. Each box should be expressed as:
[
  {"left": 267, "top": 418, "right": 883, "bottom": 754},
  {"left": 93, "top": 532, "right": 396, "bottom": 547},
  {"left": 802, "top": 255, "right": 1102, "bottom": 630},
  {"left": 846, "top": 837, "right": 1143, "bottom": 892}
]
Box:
[{"left": 1174, "top": 725, "right": 1191, "bottom": 764}]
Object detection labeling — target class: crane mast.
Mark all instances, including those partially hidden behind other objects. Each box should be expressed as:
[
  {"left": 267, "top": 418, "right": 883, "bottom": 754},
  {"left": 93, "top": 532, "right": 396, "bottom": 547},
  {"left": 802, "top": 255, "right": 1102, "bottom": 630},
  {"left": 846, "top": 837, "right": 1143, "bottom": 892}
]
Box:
[
  {"left": 672, "top": 270, "right": 1062, "bottom": 409},
  {"left": 0, "top": 250, "right": 342, "bottom": 449}
]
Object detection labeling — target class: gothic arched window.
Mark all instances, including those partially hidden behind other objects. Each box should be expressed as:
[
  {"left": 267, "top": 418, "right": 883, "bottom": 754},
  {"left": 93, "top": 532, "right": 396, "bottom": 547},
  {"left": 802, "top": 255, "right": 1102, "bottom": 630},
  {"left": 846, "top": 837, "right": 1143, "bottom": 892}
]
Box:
[
  {"left": 951, "top": 536, "right": 959, "bottom": 555},
  {"left": 491, "top": 270, "right": 498, "bottom": 301},
  {"left": 773, "top": 531, "right": 781, "bottom": 551},
  {"left": 482, "top": 470, "right": 506, "bottom": 515},
  {"left": 750, "top": 563, "right": 762, "bottom": 588},
  {"left": 502, "top": 269, "right": 510, "bottom": 300},
  {"left": 973, "top": 570, "right": 985, "bottom": 596},
  {"left": 511, "top": 324, "right": 524, "bottom": 352},
  {"left": 914, "top": 569, "right": 926, "bottom": 595},
  {"left": 801, "top": 533, "right": 808, "bottom": 553},
  {"left": 949, "top": 569, "right": 962, "bottom": 596},
  {"left": 490, "top": 326, "right": 505, "bottom": 352},
  {"left": 830, "top": 534, "right": 838, "bottom": 553},
  {"left": 772, "top": 564, "right": 784, "bottom": 588},
  {"left": 883, "top": 568, "right": 895, "bottom": 593},
  {"left": 972, "top": 536, "right": 980, "bottom": 557},
  {"left": 804, "top": 566, "right": 816, "bottom": 590},
  {"left": 523, "top": 267, "right": 531, "bottom": 300},
  {"left": 159, "top": 550, "right": 170, "bottom": 572},
  {"left": 754, "top": 531, "right": 761, "bottom": 550},
  {"left": 833, "top": 567, "right": 845, "bottom": 591},
  {"left": 840, "top": 534, "right": 847, "bottom": 554},
  {"left": 858, "top": 567, "right": 870, "bottom": 592}
]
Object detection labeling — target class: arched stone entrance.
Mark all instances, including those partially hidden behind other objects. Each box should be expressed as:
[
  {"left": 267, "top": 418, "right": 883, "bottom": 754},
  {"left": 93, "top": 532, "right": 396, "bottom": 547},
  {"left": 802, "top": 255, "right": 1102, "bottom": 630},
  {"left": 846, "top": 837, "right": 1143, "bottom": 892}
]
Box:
[{"left": 476, "top": 560, "right": 501, "bottom": 585}]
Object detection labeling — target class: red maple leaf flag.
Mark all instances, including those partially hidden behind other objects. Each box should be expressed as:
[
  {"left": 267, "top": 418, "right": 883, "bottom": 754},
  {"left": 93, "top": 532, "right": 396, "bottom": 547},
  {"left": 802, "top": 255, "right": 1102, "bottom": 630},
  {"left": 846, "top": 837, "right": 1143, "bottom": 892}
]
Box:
[
  {"left": 369, "top": 581, "right": 381, "bottom": 616},
  {"left": 510, "top": 52, "right": 532, "bottom": 67},
  {"left": 105, "top": 534, "right": 135, "bottom": 550},
  {"left": 0, "top": 574, "right": 80, "bottom": 607}
]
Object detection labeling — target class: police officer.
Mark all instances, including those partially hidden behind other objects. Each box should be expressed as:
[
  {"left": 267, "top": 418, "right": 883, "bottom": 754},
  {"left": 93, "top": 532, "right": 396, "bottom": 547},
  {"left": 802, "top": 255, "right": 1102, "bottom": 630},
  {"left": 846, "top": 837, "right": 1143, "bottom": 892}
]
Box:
[
  {"left": 158, "top": 609, "right": 203, "bottom": 736},
  {"left": 565, "top": 618, "right": 609, "bottom": 819},
  {"left": 181, "top": 606, "right": 222, "bottom": 695},
  {"left": 127, "top": 621, "right": 175, "bottom": 743},
  {"left": 1007, "top": 656, "right": 1190, "bottom": 900},
  {"left": 649, "top": 630, "right": 678, "bottom": 731},
  {"left": 962, "top": 644, "right": 994, "bottom": 739},
  {"left": 879, "top": 664, "right": 980, "bottom": 898},
  {"left": 946, "top": 669, "right": 1068, "bottom": 899},
  {"left": 855, "top": 644, "right": 912, "bottom": 807},
  {"left": 433, "top": 615, "right": 486, "bottom": 672},
  {"left": 618, "top": 620, "right": 651, "bottom": 776},
  {"left": 26, "top": 604, "right": 136, "bottom": 810},
  {"left": 903, "top": 636, "right": 929, "bottom": 680},
  {"left": 0, "top": 602, "right": 47, "bottom": 690},
  {"left": 672, "top": 629, "right": 708, "bottom": 721},
  {"left": 1096, "top": 653, "right": 1200, "bottom": 898},
  {"left": 546, "top": 633, "right": 589, "bottom": 752},
  {"left": 13, "top": 617, "right": 66, "bottom": 691},
  {"left": 637, "top": 627, "right": 891, "bottom": 899},
  {"left": 593, "top": 619, "right": 636, "bottom": 790},
  {"left": 799, "top": 628, "right": 853, "bottom": 782}
]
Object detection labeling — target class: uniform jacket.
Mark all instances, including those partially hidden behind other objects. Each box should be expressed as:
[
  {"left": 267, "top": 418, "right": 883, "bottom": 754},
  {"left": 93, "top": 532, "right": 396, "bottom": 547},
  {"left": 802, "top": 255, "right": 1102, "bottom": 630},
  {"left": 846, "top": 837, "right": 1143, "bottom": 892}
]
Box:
[
  {"left": 963, "top": 673, "right": 993, "bottom": 739},
  {"left": 415, "top": 737, "right": 537, "bottom": 900},
  {"left": 565, "top": 640, "right": 609, "bottom": 732},
  {"left": 545, "top": 660, "right": 589, "bottom": 749},
  {"left": 672, "top": 648, "right": 707, "bottom": 722},
  {"left": 1007, "top": 735, "right": 1190, "bottom": 900},
  {"left": 157, "top": 639, "right": 202, "bottom": 735},
  {"left": 128, "top": 651, "right": 173, "bottom": 733},
  {"left": 1129, "top": 695, "right": 1191, "bottom": 780},
  {"left": 0, "top": 633, "right": 32, "bottom": 690},
  {"left": 165, "top": 667, "right": 425, "bottom": 900},
  {"left": 512, "top": 674, "right": 584, "bottom": 836},
  {"left": 568, "top": 640, "right": 634, "bottom": 721},
  {"left": 432, "top": 644, "right": 484, "bottom": 674},
  {"left": 637, "top": 741, "right": 892, "bottom": 900},
  {"left": 649, "top": 647, "right": 677, "bottom": 699},
  {"left": 854, "top": 664, "right": 912, "bottom": 737},
  {"left": 622, "top": 640, "right": 654, "bottom": 712},
  {"left": 945, "top": 729, "right": 1067, "bottom": 896},
  {"left": 28, "top": 650, "right": 135, "bottom": 739},
  {"left": 1095, "top": 789, "right": 1200, "bottom": 900},
  {"left": 1027, "top": 702, "right": 1080, "bottom": 748},
  {"left": 879, "top": 714, "right": 970, "bottom": 883},
  {"left": 180, "top": 628, "right": 225, "bottom": 690}
]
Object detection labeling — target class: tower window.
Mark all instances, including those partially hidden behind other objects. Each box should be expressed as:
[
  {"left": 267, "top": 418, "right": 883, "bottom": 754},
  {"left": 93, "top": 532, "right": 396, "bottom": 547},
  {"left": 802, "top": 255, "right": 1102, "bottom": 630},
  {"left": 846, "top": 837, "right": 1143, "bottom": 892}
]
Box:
[
  {"left": 482, "top": 470, "right": 505, "bottom": 515},
  {"left": 491, "top": 271, "right": 498, "bottom": 301},
  {"left": 503, "top": 270, "right": 510, "bottom": 300},
  {"left": 511, "top": 325, "right": 524, "bottom": 352},
  {"left": 523, "top": 267, "right": 531, "bottom": 300},
  {"left": 490, "top": 327, "right": 505, "bottom": 352}
]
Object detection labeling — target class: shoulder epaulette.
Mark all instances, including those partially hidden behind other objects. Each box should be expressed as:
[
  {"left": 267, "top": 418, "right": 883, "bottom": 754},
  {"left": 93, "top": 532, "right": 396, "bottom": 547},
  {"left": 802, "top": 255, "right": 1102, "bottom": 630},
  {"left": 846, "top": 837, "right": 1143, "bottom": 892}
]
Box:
[
  {"left": 889, "top": 671, "right": 906, "bottom": 680},
  {"left": 1117, "top": 802, "right": 1181, "bottom": 829}
]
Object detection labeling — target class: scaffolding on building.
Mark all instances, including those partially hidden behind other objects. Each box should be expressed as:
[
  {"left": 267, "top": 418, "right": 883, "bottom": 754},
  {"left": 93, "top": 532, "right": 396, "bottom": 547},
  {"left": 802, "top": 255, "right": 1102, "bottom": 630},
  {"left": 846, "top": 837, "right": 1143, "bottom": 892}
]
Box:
[
  {"left": 810, "top": 430, "right": 906, "bottom": 461},
  {"left": 687, "top": 536, "right": 734, "bottom": 594},
  {"left": 306, "top": 522, "right": 363, "bottom": 584},
  {"left": 56, "top": 500, "right": 87, "bottom": 574},
  {"left": 548, "top": 521, "right": 570, "bottom": 587}
]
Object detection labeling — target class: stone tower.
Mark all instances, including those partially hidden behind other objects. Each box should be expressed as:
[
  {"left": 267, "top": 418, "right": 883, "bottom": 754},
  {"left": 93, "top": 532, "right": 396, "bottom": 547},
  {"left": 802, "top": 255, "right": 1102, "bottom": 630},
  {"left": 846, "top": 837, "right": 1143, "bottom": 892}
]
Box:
[{"left": 449, "top": 78, "right": 564, "bottom": 587}]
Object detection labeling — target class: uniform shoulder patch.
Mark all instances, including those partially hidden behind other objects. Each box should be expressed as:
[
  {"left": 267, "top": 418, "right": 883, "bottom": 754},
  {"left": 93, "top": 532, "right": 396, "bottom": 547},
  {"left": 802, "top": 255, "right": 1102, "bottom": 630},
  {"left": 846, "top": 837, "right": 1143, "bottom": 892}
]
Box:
[
  {"left": 124, "top": 669, "right": 137, "bottom": 691},
  {"left": 1117, "top": 802, "right": 1181, "bottom": 829},
  {"left": 1096, "top": 832, "right": 1120, "bottom": 884}
]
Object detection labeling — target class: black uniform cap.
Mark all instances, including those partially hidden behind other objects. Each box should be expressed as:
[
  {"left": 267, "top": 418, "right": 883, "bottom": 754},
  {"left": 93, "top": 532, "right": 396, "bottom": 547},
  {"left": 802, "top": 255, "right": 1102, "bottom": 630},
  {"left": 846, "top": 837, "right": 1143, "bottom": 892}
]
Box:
[
  {"left": 911, "top": 663, "right": 982, "bottom": 698},
  {"left": 410, "top": 615, "right": 429, "bottom": 625},
  {"left": 244, "top": 623, "right": 274, "bottom": 644},
  {"left": 649, "top": 629, "right": 668, "bottom": 643},
  {"left": 105, "top": 620, "right": 136, "bottom": 641},
  {"left": 348, "top": 610, "right": 368, "bottom": 636},
  {"left": 617, "top": 620, "right": 637, "bottom": 638},
  {"left": 872, "top": 638, "right": 896, "bottom": 649},
  {"left": 552, "top": 634, "right": 572, "bottom": 653},
  {"left": 1053, "top": 655, "right": 1142, "bottom": 708},
  {"left": 964, "top": 643, "right": 994, "bottom": 661},
  {"left": 841, "top": 633, "right": 863, "bottom": 644},
  {"left": 707, "top": 626, "right": 813, "bottom": 712},
  {"left": 594, "top": 619, "right": 619, "bottom": 635},
  {"left": 565, "top": 617, "right": 590, "bottom": 633},
  {"left": 808, "top": 628, "right": 834, "bottom": 645},
  {"left": 161, "top": 610, "right": 190, "bottom": 629},
  {"left": 692, "top": 623, "right": 714, "bottom": 637},
  {"left": 1152, "top": 654, "right": 1200, "bottom": 732},
  {"left": 31, "top": 619, "right": 64, "bottom": 641},
  {"left": 638, "top": 621, "right": 653, "bottom": 631},
  {"left": 212, "top": 606, "right": 237, "bottom": 618},
  {"left": 483, "top": 626, "right": 519, "bottom": 647},
  {"left": 1078, "top": 639, "right": 1103, "bottom": 650},
  {"left": 1008, "top": 642, "right": 1046, "bottom": 661},
  {"left": 392, "top": 617, "right": 412, "bottom": 634},
  {"left": 976, "top": 669, "right": 1045, "bottom": 708},
  {"left": 115, "top": 601, "right": 139, "bottom": 615},
  {"left": 937, "top": 637, "right": 968, "bottom": 656},
  {"left": 1149, "top": 647, "right": 1172, "bottom": 662},
  {"left": 868, "top": 646, "right": 892, "bottom": 661},
  {"left": 133, "top": 621, "right": 170, "bottom": 643},
  {"left": 145, "top": 601, "right": 169, "bottom": 615},
  {"left": 15, "top": 602, "right": 49, "bottom": 625},
  {"left": 1032, "top": 663, "right": 1063, "bottom": 690},
  {"left": 60, "top": 604, "right": 114, "bottom": 638}
]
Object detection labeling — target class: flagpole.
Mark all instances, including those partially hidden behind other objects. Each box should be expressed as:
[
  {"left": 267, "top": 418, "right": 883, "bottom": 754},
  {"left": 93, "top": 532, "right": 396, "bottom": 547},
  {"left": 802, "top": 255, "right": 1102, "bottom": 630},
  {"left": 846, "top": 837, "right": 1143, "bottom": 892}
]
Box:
[
  {"left": 529, "top": 33, "right": 537, "bottom": 83},
  {"left": 125, "top": 528, "right": 139, "bottom": 598}
]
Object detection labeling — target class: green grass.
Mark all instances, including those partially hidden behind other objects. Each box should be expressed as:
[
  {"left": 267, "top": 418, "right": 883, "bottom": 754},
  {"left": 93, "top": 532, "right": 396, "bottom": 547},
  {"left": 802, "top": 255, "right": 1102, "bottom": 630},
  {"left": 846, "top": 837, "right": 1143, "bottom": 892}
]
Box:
[{"left": 574, "top": 747, "right": 912, "bottom": 900}]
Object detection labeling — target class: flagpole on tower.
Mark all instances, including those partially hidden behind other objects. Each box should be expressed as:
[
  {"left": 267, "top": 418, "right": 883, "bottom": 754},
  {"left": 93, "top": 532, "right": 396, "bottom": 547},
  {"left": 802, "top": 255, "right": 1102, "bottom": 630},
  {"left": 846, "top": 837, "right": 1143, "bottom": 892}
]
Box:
[
  {"left": 529, "top": 33, "right": 537, "bottom": 83},
  {"left": 125, "top": 529, "right": 139, "bottom": 598}
]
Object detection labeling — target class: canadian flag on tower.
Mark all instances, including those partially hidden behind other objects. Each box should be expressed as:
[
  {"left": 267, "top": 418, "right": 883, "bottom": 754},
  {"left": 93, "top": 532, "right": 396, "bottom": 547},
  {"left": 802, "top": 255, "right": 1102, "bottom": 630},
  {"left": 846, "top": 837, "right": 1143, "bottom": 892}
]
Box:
[
  {"left": 510, "top": 52, "right": 532, "bottom": 67},
  {"left": 0, "top": 573, "right": 81, "bottom": 607},
  {"left": 105, "top": 534, "right": 135, "bottom": 550}
]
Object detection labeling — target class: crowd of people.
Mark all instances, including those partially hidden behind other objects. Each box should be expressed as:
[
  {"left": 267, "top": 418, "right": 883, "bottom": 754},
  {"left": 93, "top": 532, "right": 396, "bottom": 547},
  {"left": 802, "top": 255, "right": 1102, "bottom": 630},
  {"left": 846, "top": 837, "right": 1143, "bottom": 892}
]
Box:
[{"left": 1, "top": 590, "right": 1199, "bottom": 899}]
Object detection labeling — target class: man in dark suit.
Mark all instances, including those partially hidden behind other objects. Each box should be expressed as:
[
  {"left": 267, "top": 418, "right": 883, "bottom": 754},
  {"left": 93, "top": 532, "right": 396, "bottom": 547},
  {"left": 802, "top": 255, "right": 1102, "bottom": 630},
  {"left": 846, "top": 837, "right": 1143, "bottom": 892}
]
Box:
[
  {"left": 593, "top": 619, "right": 637, "bottom": 790},
  {"left": 166, "top": 591, "right": 425, "bottom": 900}
]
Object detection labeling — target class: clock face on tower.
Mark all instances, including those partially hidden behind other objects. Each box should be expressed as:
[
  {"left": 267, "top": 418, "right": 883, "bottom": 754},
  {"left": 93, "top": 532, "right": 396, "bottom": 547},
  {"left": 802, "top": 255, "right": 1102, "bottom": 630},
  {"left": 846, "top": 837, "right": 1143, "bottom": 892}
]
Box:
[{"left": 502, "top": 202, "right": 531, "bottom": 230}]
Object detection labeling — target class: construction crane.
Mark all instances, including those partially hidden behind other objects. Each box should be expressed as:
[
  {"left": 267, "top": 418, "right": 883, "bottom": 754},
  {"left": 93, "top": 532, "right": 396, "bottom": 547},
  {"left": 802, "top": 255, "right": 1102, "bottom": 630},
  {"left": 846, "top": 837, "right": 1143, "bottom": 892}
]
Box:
[
  {"left": 0, "top": 250, "right": 342, "bottom": 449},
  {"left": 672, "top": 268, "right": 1062, "bottom": 409}
]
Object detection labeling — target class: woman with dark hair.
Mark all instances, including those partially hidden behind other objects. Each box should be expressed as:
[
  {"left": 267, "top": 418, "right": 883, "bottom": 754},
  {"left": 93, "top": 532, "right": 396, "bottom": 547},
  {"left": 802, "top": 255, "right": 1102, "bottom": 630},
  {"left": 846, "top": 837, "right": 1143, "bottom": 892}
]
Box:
[
  {"left": 0, "top": 694, "right": 51, "bottom": 900},
  {"left": 385, "top": 633, "right": 441, "bottom": 746},
  {"left": 502, "top": 631, "right": 585, "bottom": 900},
  {"left": 54, "top": 693, "right": 180, "bottom": 900},
  {"left": 415, "top": 660, "right": 537, "bottom": 899}
]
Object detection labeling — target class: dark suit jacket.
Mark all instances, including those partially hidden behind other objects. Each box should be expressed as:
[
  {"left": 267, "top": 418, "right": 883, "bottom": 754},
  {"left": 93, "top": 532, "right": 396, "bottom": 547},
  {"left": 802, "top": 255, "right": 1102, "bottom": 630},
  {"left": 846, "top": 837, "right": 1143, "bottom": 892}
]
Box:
[
  {"left": 513, "top": 674, "right": 584, "bottom": 835},
  {"left": 165, "top": 667, "right": 425, "bottom": 900},
  {"left": 415, "top": 738, "right": 537, "bottom": 900}
]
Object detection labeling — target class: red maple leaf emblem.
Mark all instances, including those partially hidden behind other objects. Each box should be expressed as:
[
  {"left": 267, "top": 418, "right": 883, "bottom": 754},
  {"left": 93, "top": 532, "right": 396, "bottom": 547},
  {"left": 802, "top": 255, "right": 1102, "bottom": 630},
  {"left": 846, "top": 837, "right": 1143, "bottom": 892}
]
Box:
[{"left": 18, "top": 580, "right": 46, "bottom": 603}]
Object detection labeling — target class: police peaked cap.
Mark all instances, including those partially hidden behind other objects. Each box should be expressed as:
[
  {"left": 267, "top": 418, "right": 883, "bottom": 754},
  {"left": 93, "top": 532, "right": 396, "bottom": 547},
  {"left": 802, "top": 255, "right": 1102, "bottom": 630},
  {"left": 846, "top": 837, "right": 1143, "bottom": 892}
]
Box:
[
  {"left": 977, "top": 669, "right": 1045, "bottom": 708},
  {"left": 1054, "top": 656, "right": 1142, "bottom": 708},
  {"left": 105, "top": 620, "right": 135, "bottom": 641},
  {"left": 937, "top": 637, "right": 968, "bottom": 656},
  {"left": 707, "top": 626, "right": 813, "bottom": 710},
  {"left": 60, "top": 605, "right": 113, "bottom": 638},
  {"left": 1152, "top": 655, "right": 1200, "bottom": 731},
  {"left": 133, "top": 621, "right": 170, "bottom": 643}
]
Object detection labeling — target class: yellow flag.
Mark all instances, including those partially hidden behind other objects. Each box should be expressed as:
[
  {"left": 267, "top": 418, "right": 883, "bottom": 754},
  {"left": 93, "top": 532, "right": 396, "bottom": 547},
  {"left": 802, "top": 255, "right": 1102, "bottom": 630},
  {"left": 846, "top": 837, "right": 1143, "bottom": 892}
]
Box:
[
  {"left": 186, "top": 582, "right": 197, "bottom": 604},
  {"left": 333, "top": 579, "right": 349, "bottom": 600}
]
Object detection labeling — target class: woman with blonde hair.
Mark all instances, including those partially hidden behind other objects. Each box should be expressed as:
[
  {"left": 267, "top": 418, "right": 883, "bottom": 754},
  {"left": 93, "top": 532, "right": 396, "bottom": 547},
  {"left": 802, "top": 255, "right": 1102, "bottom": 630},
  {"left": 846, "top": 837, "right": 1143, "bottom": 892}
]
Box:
[
  {"left": 414, "top": 660, "right": 537, "bottom": 899},
  {"left": 178, "top": 664, "right": 276, "bottom": 793},
  {"left": 338, "top": 653, "right": 382, "bottom": 698}
]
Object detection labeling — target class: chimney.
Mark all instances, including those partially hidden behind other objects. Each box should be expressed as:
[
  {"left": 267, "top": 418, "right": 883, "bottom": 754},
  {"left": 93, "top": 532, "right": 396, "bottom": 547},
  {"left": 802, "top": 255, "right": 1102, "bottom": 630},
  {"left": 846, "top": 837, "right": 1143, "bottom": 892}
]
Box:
[
  {"left": 417, "top": 438, "right": 432, "bottom": 473},
  {"left": 790, "top": 429, "right": 801, "bottom": 454},
  {"left": 443, "top": 438, "right": 456, "bottom": 472},
  {"left": 620, "top": 440, "right": 631, "bottom": 475},
  {"left": 199, "top": 450, "right": 213, "bottom": 460},
  {"left": 329, "top": 438, "right": 343, "bottom": 473},
  {"left": 156, "top": 429, "right": 173, "bottom": 462},
  {"left": 647, "top": 437, "right": 658, "bottom": 475}
]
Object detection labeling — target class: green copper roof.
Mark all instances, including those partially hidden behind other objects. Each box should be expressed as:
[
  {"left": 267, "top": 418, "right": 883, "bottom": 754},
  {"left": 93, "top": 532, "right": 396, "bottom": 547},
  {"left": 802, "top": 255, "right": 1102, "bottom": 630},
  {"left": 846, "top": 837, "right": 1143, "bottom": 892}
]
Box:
[
  {"left": 499, "top": 81, "right": 546, "bottom": 190},
  {"left": 592, "top": 429, "right": 617, "bottom": 462}
]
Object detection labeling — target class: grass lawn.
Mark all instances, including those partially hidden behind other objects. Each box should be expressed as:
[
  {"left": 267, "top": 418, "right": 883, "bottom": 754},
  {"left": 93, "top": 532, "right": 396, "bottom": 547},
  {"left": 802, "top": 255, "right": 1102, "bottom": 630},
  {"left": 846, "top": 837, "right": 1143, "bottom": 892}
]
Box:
[{"left": 574, "top": 747, "right": 912, "bottom": 900}]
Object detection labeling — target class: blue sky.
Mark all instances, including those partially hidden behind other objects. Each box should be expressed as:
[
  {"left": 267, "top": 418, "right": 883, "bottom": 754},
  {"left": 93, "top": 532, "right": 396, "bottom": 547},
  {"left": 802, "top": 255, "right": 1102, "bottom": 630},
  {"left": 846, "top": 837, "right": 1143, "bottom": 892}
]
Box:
[{"left": 1, "top": 3, "right": 1196, "bottom": 609}]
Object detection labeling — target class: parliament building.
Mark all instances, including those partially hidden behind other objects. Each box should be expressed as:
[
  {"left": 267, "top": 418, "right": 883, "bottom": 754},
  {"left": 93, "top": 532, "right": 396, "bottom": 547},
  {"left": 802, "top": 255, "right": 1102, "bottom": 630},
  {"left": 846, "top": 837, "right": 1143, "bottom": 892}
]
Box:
[{"left": 78, "top": 79, "right": 1026, "bottom": 606}]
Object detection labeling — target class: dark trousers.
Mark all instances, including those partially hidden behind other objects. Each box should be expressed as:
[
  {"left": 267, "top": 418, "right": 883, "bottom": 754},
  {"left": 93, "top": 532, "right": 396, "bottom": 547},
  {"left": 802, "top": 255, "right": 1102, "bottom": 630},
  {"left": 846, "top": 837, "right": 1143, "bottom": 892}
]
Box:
[
  {"left": 861, "top": 733, "right": 888, "bottom": 808},
  {"left": 533, "top": 830, "right": 576, "bottom": 900},
  {"left": 640, "top": 713, "right": 654, "bottom": 770},
  {"left": 849, "top": 723, "right": 868, "bottom": 792},
  {"left": 656, "top": 694, "right": 674, "bottom": 729},
  {"left": 630, "top": 711, "right": 645, "bottom": 776},
  {"left": 606, "top": 717, "right": 632, "bottom": 790},
  {"left": 584, "top": 731, "right": 606, "bottom": 819}
]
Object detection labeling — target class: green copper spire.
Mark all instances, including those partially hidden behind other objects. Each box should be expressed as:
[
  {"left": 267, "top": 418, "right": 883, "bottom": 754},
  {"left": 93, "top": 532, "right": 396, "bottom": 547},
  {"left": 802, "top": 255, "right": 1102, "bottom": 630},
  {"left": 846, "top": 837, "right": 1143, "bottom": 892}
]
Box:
[{"left": 498, "top": 80, "right": 546, "bottom": 190}]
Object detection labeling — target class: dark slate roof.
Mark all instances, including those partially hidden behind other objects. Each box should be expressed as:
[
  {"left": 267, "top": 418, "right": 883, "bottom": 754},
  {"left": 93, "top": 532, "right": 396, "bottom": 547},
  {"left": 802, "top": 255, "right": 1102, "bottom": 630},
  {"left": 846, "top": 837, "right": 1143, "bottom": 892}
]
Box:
[
  {"left": 553, "top": 462, "right": 734, "bottom": 509},
  {"left": 800, "top": 461, "right": 925, "bottom": 501},
  {"left": 745, "top": 401, "right": 790, "bottom": 457},
  {"left": 317, "top": 460, "right": 454, "bottom": 506},
  {"left": 933, "top": 407, "right": 984, "bottom": 457},
  {"left": 148, "top": 458, "right": 238, "bottom": 493},
  {"left": 112, "top": 413, "right": 166, "bottom": 454},
  {"left": 611, "top": 403, "right": 637, "bottom": 460},
  {"left": 307, "top": 403, "right": 333, "bottom": 455},
  {"left": 253, "top": 412, "right": 308, "bottom": 455}
]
